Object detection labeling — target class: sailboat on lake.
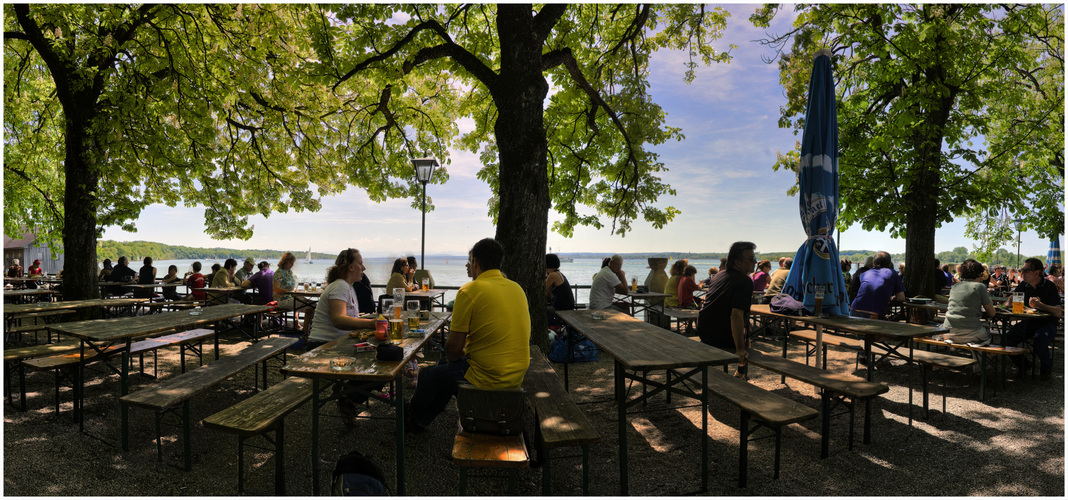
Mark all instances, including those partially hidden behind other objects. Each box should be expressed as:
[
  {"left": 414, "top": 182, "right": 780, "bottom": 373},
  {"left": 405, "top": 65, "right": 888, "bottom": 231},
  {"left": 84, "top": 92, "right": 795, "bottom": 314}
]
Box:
[{"left": 306, "top": 248, "right": 313, "bottom": 264}]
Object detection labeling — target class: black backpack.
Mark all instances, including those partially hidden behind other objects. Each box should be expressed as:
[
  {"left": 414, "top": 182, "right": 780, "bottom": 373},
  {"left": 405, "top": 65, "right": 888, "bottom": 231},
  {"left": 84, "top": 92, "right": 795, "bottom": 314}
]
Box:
[{"left": 332, "top": 449, "right": 388, "bottom": 496}]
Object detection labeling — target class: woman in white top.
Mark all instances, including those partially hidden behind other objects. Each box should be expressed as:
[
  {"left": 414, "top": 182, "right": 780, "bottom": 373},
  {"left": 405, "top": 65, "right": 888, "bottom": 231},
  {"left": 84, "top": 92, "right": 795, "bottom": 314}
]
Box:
[{"left": 309, "top": 248, "right": 376, "bottom": 345}]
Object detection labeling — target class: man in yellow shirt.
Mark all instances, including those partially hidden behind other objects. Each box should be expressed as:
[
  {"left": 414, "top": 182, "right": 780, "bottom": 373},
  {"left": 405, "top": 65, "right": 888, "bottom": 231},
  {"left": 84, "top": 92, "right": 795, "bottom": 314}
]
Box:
[{"left": 407, "top": 238, "right": 530, "bottom": 432}]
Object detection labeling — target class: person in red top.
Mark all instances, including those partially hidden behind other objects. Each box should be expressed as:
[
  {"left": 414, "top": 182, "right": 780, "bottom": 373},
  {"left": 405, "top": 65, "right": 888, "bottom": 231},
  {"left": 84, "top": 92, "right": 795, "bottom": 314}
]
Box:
[
  {"left": 185, "top": 261, "right": 206, "bottom": 300},
  {"left": 678, "top": 265, "right": 703, "bottom": 309},
  {"left": 27, "top": 259, "right": 43, "bottom": 276}
]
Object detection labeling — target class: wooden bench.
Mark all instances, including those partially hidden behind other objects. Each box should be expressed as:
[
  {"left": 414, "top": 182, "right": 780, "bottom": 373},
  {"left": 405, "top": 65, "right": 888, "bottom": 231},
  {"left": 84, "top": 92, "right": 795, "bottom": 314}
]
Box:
[
  {"left": 701, "top": 368, "right": 819, "bottom": 487},
  {"left": 202, "top": 376, "right": 315, "bottom": 495},
  {"left": 4, "top": 340, "right": 82, "bottom": 411},
  {"left": 789, "top": 328, "right": 978, "bottom": 417},
  {"left": 142, "top": 300, "right": 201, "bottom": 313},
  {"left": 452, "top": 429, "right": 529, "bottom": 495},
  {"left": 913, "top": 336, "right": 1029, "bottom": 400},
  {"left": 22, "top": 329, "right": 216, "bottom": 415},
  {"left": 747, "top": 351, "right": 889, "bottom": 458},
  {"left": 5, "top": 309, "right": 78, "bottom": 342},
  {"left": 663, "top": 307, "right": 699, "bottom": 334},
  {"left": 119, "top": 336, "right": 297, "bottom": 470},
  {"left": 523, "top": 349, "right": 601, "bottom": 495}
]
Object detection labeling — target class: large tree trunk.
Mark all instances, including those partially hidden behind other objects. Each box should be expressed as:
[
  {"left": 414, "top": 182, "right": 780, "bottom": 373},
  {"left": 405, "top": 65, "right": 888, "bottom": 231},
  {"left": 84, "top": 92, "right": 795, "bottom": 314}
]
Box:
[
  {"left": 493, "top": 6, "right": 552, "bottom": 351},
  {"left": 61, "top": 108, "right": 101, "bottom": 302}
]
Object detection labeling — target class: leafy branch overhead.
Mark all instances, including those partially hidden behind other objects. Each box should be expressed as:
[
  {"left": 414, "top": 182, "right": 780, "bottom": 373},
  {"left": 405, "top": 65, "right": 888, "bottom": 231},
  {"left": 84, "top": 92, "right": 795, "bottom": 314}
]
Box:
[{"left": 317, "top": 3, "right": 733, "bottom": 237}]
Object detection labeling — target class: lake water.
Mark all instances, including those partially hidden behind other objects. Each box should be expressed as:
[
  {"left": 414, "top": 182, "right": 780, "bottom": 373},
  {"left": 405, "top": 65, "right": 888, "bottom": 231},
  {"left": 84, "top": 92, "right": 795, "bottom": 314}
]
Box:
[{"left": 148, "top": 256, "right": 727, "bottom": 305}]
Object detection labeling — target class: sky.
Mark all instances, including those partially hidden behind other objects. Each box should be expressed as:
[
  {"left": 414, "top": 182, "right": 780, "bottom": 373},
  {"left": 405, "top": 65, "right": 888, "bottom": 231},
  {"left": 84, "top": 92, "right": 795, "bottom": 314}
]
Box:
[{"left": 100, "top": 4, "right": 1063, "bottom": 260}]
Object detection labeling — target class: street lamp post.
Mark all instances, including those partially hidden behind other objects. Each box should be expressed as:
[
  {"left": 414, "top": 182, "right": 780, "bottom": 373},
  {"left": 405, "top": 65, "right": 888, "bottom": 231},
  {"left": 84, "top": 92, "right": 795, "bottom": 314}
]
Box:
[
  {"left": 412, "top": 157, "right": 439, "bottom": 270},
  {"left": 1013, "top": 218, "right": 1024, "bottom": 269}
]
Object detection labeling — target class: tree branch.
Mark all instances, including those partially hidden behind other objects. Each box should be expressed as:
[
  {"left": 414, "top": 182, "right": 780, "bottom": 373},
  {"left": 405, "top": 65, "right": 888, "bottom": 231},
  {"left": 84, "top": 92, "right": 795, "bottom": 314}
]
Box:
[
  {"left": 334, "top": 19, "right": 497, "bottom": 90},
  {"left": 532, "top": 4, "right": 567, "bottom": 44},
  {"left": 4, "top": 164, "right": 63, "bottom": 222}
]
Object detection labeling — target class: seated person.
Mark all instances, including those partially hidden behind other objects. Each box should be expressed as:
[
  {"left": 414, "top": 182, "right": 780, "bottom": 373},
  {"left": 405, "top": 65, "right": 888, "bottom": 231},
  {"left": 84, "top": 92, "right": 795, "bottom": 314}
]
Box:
[
  {"left": 702, "top": 266, "right": 717, "bottom": 287},
  {"left": 751, "top": 260, "right": 772, "bottom": 293},
  {"left": 134, "top": 257, "right": 157, "bottom": 299},
  {"left": 273, "top": 252, "right": 307, "bottom": 329},
  {"left": 589, "top": 254, "right": 629, "bottom": 312},
  {"left": 27, "top": 259, "right": 44, "bottom": 276},
  {"left": 160, "top": 265, "right": 183, "bottom": 301},
  {"left": 386, "top": 258, "right": 417, "bottom": 295},
  {"left": 407, "top": 238, "right": 530, "bottom": 432},
  {"left": 988, "top": 265, "right": 1011, "bottom": 295},
  {"left": 934, "top": 259, "right": 995, "bottom": 346},
  {"left": 678, "top": 265, "right": 703, "bottom": 309},
  {"left": 111, "top": 256, "right": 136, "bottom": 283},
  {"left": 235, "top": 257, "right": 256, "bottom": 283},
  {"left": 209, "top": 258, "right": 243, "bottom": 304},
  {"left": 849, "top": 251, "right": 905, "bottom": 319},
  {"left": 185, "top": 261, "right": 206, "bottom": 301},
  {"left": 308, "top": 249, "right": 378, "bottom": 419},
  {"left": 1005, "top": 258, "right": 1064, "bottom": 381},
  {"left": 204, "top": 263, "right": 222, "bottom": 287},
  {"left": 242, "top": 261, "right": 274, "bottom": 306},
  {"left": 698, "top": 241, "right": 757, "bottom": 377},
  {"left": 1047, "top": 264, "right": 1065, "bottom": 294},
  {"left": 663, "top": 259, "right": 688, "bottom": 307},
  {"left": 353, "top": 271, "right": 377, "bottom": 315},
  {"left": 545, "top": 253, "right": 575, "bottom": 326},
  {"left": 763, "top": 258, "right": 792, "bottom": 304},
  {"left": 7, "top": 258, "right": 22, "bottom": 278}
]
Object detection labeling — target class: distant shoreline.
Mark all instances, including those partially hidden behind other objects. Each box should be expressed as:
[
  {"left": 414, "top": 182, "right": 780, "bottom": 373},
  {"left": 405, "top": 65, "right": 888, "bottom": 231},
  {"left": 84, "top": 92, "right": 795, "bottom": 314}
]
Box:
[{"left": 97, "top": 239, "right": 1045, "bottom": 265}]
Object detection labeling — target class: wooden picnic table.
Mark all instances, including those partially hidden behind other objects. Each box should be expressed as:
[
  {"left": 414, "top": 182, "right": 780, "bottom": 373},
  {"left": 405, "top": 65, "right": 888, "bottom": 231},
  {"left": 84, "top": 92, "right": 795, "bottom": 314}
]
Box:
[
  {"left": 614, "top": 290, "right": 669, "bottom": 318},
  {"left": 201, "top": 285, "right": 251, "bottom": 305},
  {"left": 750, "top": 304, "right": 947, "bottom": 426},
  {"left": 45, "top": 303, "right": 274, "bottom": 445},
  {"left": 3, "top": 289, "right": 56, "bottom": 304},
  {"left": 554, "top": 309, "right": 735, "bottom": 495},
  {"left": 405, "top": 288, "right": 448, "bottom": 311},
  {"left": 281, "top": 311, "right": 451, "bottom": 495}
]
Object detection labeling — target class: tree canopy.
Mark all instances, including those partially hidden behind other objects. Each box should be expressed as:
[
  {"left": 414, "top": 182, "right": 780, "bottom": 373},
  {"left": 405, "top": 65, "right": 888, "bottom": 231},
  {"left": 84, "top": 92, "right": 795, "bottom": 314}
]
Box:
[
  {"left": 752, "top": 3, "right": 1064, "bottom": 297},
  {"left": 308, "top": 3, "right": 732, "bottom": 347}
]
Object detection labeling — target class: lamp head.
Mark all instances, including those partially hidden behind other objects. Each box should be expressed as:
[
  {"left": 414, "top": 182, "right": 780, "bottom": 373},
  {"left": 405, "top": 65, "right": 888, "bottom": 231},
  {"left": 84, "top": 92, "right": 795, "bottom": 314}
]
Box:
[{"left": 413, "top": 157, "right": 439, "bottom": 183}]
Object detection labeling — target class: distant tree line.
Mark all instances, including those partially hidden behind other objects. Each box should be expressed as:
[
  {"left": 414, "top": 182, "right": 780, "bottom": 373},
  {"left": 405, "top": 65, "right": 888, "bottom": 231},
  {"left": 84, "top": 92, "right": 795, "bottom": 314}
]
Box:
[
  {"left": 96, "top": 240, "right": 334, "bottom": 262},
  {"left": 569, "top": 248, "right": 1048, "bottom": 267}
]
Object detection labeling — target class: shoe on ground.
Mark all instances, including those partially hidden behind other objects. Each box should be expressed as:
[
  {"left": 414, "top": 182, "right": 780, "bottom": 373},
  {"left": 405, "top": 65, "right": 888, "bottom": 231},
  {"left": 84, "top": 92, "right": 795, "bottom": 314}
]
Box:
[{"left": 404, "top": 404, "right": 426, "bottom": 434}]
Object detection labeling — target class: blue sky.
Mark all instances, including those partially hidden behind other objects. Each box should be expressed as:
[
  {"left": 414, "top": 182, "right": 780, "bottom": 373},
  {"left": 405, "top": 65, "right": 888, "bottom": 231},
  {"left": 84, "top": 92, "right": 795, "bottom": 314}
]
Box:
[{"left": 102, "top": 4, "right": 1062, "bottom": 260}]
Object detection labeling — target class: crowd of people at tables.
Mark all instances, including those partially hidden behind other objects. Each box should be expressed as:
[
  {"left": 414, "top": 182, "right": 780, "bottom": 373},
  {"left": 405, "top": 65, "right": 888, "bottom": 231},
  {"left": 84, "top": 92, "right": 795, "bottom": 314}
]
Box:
[{"left": 544, "top": 247, "right": 1063, "bottom": 382}]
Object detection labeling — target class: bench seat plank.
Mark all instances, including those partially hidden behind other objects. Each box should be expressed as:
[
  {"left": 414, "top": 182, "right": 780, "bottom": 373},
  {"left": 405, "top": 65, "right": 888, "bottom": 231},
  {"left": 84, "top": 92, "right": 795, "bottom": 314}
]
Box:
[
  {"left": 912, "top": 336, "right": 1028, "bottom": 355},
  {"left": 5, "top": 341, "right": 83, "bottom": 363},
  {"left": 748, "top": 351, "right": 888, "bottom": 398},
  {"left": 202, "top": 377, "right": 313, "bottom": 436},
  {"left": 705, "top": 368, "right": 818, "bottom": 426},
  {"left": 524, "top": 351, "right": 601, "bottom": 449},
  {"left": 452, "top": 431, "right": 529, "bottom": 468},
  {"left": 22, "top": 329, "right": 214, "bottom": 371},
  {"left": 790, "top": 329, "right": 976, "bottom": 369},
  {"left": 121, "top": 337, "right": 296, "bottom": 411}
]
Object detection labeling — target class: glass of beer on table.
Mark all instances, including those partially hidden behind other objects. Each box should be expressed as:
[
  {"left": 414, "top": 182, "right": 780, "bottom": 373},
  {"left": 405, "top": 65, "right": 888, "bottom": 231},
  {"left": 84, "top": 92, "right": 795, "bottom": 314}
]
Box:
[
  {"left": 813, "top": 285, "right": 825, "bottom": 318},
  {"left": 1012, "top": 292, "right": 1025, "bottom": 314},
  {"left": 407, "top": 300, "right": 420, "bottom": 329},
  {"left": 422, "top": 278, "right": 429, "bottom": 291}
]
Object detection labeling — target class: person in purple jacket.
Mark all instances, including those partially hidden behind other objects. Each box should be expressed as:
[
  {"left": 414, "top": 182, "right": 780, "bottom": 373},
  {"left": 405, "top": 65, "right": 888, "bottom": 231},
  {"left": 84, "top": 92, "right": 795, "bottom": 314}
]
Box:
[
  {"left": 241, "top": 261, "right": 275, "bottom": 306},
  {"left": 849, "top": 251, "right": 906, "bottom": 319}
]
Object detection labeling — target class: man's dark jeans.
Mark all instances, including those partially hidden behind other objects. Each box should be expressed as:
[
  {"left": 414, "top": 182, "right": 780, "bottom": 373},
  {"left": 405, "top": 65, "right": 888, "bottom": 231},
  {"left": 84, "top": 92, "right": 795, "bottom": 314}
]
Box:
[
  {"left": 1005, "top": 320, "right": 1057, "bottom": 371},
  {"left": 409, "top": 357, "right": 469, "bottom": 429}
]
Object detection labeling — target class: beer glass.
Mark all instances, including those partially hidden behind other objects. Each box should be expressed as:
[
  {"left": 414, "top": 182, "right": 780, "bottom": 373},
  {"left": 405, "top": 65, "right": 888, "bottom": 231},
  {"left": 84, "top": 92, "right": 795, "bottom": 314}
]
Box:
[
  {"left": 381, "top": 299, "right": 393, "bottom": 318},
  {"left": 813, "top": 285, "right": 825, "bottom": 318},
  {"left": 407, "top": 300, "right": 420, "bottom": 329},
  {"left": 1012, "top": 292, "right": 1025, "bottom": 314}
]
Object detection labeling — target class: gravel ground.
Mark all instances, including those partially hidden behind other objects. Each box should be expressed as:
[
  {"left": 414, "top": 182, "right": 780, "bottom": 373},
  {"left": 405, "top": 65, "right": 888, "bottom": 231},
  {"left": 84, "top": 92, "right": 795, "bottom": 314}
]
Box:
[{"left": 3, "top": 325, "right": 1064, "bottom": 496}]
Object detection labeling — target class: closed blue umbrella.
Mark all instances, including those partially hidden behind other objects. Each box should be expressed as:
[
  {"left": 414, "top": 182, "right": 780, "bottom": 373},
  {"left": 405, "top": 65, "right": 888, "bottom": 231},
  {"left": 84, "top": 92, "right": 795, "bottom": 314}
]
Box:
[
  {"left": 780, "top": 50, "right": 849, "bottom": 365},
  {"left": 1047, "top": 236, "right": 1061, "bottom": 271}
]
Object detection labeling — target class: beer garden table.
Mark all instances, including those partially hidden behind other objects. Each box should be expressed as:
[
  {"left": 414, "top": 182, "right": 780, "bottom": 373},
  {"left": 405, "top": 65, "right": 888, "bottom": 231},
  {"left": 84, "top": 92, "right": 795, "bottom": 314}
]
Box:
[
  {"left": 749, "top": 304, "right": 948, "bottom": 426},
  {"left": 405, "top": 288, "right": 447, "bottom": 311},
  {"left": 554, "top": 309, "right": 736, "bottom": 495},
  {"left": 280, "top": 311, "right": 451, "bottom": 495},
  {"left": 3, "top": 289, "right": 56, "bottom": 304},
  {"left": 615, "top": 290, "right": 669, "bottom": 318},
  {"left": 45, "top": 303, "right": 274, "bottom": 445}
]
